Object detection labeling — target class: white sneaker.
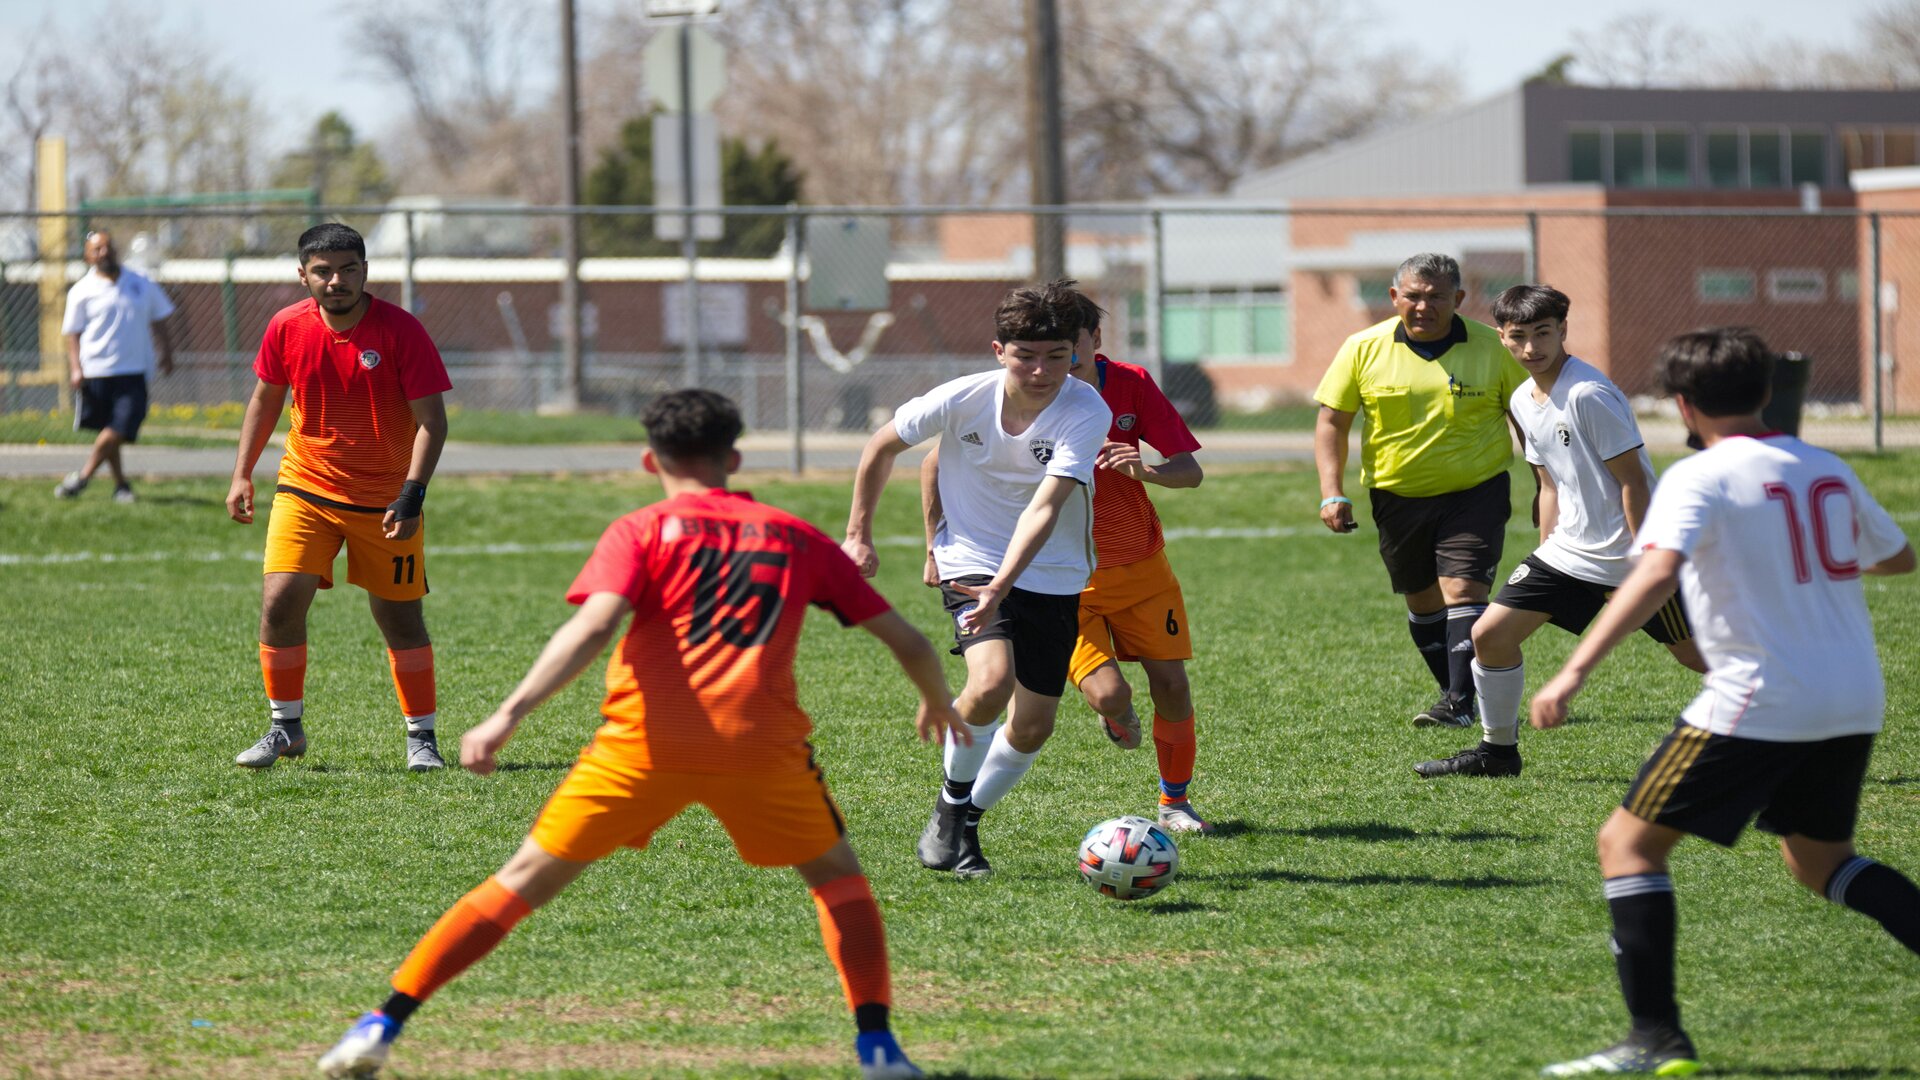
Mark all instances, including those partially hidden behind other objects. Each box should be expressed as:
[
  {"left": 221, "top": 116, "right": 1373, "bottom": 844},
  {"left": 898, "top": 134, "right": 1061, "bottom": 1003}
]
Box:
[
  {"left": 112, "top": 485, "right": 137, "bottom": 504},
  {"left": 1158, "top": 799, "right": 1216, "bottom": 834},
  {"left": 318, "top": 1012, "right": 399, "bottom": 1078},
  {"left": 53, "top": 471, "right": 87, "bottom": 499}
]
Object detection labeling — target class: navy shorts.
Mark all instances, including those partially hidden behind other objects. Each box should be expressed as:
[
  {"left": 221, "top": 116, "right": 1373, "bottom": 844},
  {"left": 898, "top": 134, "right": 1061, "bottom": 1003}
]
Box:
[{"left": 76, "top": 374, "right": 149, "bottom": 442}]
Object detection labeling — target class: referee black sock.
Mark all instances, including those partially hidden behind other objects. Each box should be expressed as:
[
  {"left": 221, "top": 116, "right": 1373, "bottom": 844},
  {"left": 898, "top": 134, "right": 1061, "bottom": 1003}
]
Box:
[
  {"left": 1444, "top": 604, "right": 1486, "bottom": 712},
  {"left": 379, "top": 990, "right": 421, "bottom": 1027},
  {"left": 1604, "top": 874, "right": 1681, "bottom": 1033},
  {"left": 1826, "top": 856, "right": 1920, "bottom": 955},
  {"left": 1407, "top": 610, "right": 1448, "bottom": 692}
]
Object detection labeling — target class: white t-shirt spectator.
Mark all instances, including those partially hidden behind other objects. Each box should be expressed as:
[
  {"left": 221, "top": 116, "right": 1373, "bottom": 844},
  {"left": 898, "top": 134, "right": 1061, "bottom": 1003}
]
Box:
[
  {"left": 894, "top": 368, "right": 1111, "bottom": 596},
  {"left": 1514, "top": 356, "right": 1654, "bottom": 586},
  {"left": 1637, "top": 434, "right": 1908, "bottom": 741},
  {"left": 61, "top": 267, "right": 174, "bottom": 378}
]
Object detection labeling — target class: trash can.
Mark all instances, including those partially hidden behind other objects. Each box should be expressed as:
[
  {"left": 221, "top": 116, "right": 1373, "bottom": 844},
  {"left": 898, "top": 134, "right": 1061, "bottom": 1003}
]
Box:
[{"left": 1761, "top": 351, "right": 1811, "bottom": 436}]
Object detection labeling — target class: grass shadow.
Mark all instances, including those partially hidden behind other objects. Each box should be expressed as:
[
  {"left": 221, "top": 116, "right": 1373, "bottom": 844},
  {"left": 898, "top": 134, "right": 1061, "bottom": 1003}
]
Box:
[
  {"left": 1137, "top": 900, "right": 1215, "bottom": 915},
  {"left": 492, "top": 761, "right": 573, "bottom": 772},
  {"left": 1193, "top": 867, "right": 1549, "bottom": 889},
  {"left": 1714, "top": 1067, "right": 1920, "bottom": 1078},
  {"left": 1269, "top": 822, "right": 1542, "bottom": 843},
  {"left": 130, "top": 493, "right": 223, "bottom": 507},
  {"left": 1873, "top": 775, "right": 1920, "bottom": 787}
]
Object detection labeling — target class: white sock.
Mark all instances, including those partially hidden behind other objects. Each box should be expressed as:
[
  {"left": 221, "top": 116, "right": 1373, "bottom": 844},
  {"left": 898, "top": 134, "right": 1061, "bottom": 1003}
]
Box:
[
  {"left": 941, "top": 718, "right": 1000, "bottom": 799},
  {"left": 969, "top": 728, "right": 1039, "bottom": 811},
  {"left": 1473, "top": 659, "right": 1524, "bottom": 746},
  {"left": 406, "top": 712, "right": 437, "bottom": 734},
  {"left": 269, "top": 698, "right": 304, "bottom": 724}
]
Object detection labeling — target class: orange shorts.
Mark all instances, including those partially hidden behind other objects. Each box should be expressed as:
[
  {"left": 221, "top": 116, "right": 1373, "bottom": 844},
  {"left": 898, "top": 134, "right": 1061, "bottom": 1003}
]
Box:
[
  {"left": 529, "top": 741, "right": 847, "bottom": 867},
  {"left": 1068, "top": 547, "right": 1192, "bottom": 687},
  {"left": 262, "top": 491, "right": 427, "bottom": 602}
]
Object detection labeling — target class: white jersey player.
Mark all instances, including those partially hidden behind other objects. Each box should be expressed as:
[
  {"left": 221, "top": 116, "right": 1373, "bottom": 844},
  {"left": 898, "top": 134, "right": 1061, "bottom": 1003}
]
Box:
[
  {"left": 843, "top": 281, "right": 1111, "bottom": 880},
  {"left": 1416, "top": 285, "right": 1703, "bottom": 780},
  {"left": 1530, "top": 327, "right": 1919, "bottom": 1078}
]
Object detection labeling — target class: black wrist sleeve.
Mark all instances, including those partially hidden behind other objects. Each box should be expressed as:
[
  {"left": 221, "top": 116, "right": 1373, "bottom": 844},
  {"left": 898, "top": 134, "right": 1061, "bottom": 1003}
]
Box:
[{"left": 388, "top": 480, "right": 427, "bottom": 521}]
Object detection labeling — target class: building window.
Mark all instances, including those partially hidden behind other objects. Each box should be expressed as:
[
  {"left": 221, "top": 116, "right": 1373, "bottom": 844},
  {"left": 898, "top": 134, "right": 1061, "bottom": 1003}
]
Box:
[
  {"left": 1706, "top": 130, "right": 1743, "bottom": 188},
  {"left": 1354, "top": 276, "right": 1395, "bottom": 309},
  {"left": 1167, "top": 290, "right": 1291, "bottom": 363},
  {"left": 1749, "top": 131, "right": 1786, "bottom": 187},
  {"left": 1838, "top": 271, "right": 1860, "bottom": 301},
  {"left": 1570, "top": 130, "right": 1604, "bottom": 182},
  {"left": 1653, "top": 131, "right": 1690, "bottom": 186},
  {"left": 1483, "top": 276, "right": 1525, "bottom": 302},
  {"left": 1886, "top": 129, "right": 1919, "bottom": 169},
  {"left": 1698, "top": 269, "right": 1756, "bottom": 303},
  {"left": 1613, "top": 130, "right": 1648, "bottom": 187},
  {"left": 1767, "top": 269, "right": 1826, "bottom": 303},
  {"left": 1789, "top": 133, "right": 1827, "bottom": 187}
]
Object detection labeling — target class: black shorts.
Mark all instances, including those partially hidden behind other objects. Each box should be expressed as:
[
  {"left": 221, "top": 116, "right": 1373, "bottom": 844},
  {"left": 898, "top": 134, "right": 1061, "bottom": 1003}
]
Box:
[
  {"left": 939, "top": 575, "right": 1080, "bottom": 698},
  {"left": 1622, "top": 722, "right": 1875, "bottom": 846},
  {"left": 1496, "top": 554, "right": 1692, "bottom": 645},
  {"left": 1369, "top": 471, "right": 1510, "bottom": 594},
  {"left": 75, "top": 374, "right": 149, "bottom": 441}
]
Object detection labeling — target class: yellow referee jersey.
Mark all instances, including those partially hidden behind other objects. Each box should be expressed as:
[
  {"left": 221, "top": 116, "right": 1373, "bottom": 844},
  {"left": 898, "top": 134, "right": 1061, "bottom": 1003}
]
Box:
[{"left": 1314, "top": 315, "right": 1527, "bottom": 498}]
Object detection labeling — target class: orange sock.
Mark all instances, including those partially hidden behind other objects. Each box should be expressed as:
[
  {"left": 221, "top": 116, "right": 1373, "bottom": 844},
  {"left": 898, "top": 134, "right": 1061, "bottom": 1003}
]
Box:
[
  {"left": 260, "top": 644, "right": 307, "bottom": 717},
  {"left": 391, "top": 876, "right": 531, "bottom": 1003},
  {"left": 387, "top": 645, "right": 436, "bottom": 721},
  {"left": 810, "top": 874, "right": 892, "bottom": 1011},
  {"left": 1153, "top": 712, "right": 1196, "bottom": 803}
]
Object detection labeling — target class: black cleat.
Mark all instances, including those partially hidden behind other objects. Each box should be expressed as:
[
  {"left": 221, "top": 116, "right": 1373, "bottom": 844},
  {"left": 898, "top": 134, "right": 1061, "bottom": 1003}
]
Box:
[
  {"left": 953, "top": 817, "right": 992, "bottom": 879},
  {"left": 1414, "top": 745, "right": 1522, "bottom": 778},
  {"left": 1413, "top": 696, "right": 1476, "bottom": 728},
  {"left": 916, "top": 799, "right": 965, "bottom": 870}
]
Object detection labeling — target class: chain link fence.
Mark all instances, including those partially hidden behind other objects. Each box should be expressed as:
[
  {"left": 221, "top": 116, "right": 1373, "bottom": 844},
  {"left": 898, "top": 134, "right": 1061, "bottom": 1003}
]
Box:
[{"left": 4, "top": 203, "right": 1917, "bottom": 463}]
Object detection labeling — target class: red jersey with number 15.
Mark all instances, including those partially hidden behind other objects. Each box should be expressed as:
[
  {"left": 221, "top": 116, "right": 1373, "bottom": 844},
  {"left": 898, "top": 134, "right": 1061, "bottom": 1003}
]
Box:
[
  {"left": 254, "top": 296, "right": 452, "bottom": 508},
  {"left": 1090, "top": 356, "right": 1202, "bottom": 567},
  {"left": 566, "top": 489, "right": 892, "bottom": 774}
]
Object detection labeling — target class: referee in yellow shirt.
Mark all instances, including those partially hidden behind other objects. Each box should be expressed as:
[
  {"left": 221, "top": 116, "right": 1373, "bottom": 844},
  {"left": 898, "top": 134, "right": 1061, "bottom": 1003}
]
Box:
[{"left": 1313, "top": 253, "right": 1528, "bottom": 729}]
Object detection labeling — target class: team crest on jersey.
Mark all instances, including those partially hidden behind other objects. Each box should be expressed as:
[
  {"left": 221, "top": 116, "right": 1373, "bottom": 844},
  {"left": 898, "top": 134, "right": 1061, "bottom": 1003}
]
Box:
[
  {"left": 1029, "top": 438, "right": 1055, "bottom": 464},
  {"left": 960, "top": 431, "right": 984, "bottom": 446},
  {"left": 1116, "top": 413, "right": 1138, "bottom": 431},
  {"left": 1508, "top": 563, "right": 1531, "bottom": 585},
  {"left": 1554, "top": 422, "right": 1572, "bottom": 447},
  {"left": 358, "top": 349, "right": 382, "bottom": 370}
]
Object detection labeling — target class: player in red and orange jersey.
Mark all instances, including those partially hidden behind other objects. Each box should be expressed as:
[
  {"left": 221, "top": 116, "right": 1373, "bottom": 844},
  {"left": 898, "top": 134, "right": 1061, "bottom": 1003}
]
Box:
[
  {"left": 319, "top": 390, "right": 962, "bottom": 1080},
  {"left": 919, "top": 286, "right": 1215, "bottom": 832},
  {"left": 226, "top": 223, "right": 452, "bottom": 771}
]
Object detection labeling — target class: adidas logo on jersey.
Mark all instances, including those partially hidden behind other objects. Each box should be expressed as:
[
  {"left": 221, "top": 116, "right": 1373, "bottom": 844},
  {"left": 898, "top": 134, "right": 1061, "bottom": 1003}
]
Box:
[{"left": 960, "top": 432, "right": 983, "bottom": 446}]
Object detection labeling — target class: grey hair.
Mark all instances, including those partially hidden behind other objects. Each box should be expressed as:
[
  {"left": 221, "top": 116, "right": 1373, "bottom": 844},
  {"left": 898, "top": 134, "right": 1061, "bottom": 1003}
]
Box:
[{"left": 1394, "top": 253, "right": 1461, "bottom": 292}]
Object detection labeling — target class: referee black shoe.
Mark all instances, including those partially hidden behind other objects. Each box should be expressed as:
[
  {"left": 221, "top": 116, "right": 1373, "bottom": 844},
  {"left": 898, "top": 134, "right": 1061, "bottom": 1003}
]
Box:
[
  {"left": 1414, "top": 744, "right": 1521, "bottom": 779},
  {"left": 916, "top": 798, "right": 965, "bottom": 870},
  {"left": 1413, "top": 696, "right": 1476, "bottom": 728}
]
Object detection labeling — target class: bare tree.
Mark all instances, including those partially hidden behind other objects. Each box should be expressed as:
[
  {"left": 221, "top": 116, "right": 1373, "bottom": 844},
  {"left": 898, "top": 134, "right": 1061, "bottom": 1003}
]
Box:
[
  {"left": 1571, "top": 10, "right": 1708, "bottom": 87},
  {"left": 1857, "top": 0, "right": 1920, "bottom": 85}
]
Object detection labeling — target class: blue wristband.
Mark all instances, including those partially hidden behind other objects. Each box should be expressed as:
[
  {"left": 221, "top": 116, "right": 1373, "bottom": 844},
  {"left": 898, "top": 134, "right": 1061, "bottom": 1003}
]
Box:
[{"left": 1319, "top": 496, "right": 1352, "bottom": 509}]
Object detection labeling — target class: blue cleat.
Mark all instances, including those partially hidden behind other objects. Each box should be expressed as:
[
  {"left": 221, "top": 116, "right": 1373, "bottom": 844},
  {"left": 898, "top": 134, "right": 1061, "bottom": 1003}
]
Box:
[
  {"left": 318, "top": 1011, "right": 400, "bottom": 1078},
  {"left": 856, "top": 1030, "right": 925, "bottom": 1079}
]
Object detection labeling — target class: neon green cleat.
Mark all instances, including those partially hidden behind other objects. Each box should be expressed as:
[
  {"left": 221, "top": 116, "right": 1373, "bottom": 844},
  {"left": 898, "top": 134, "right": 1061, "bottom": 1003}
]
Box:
[{"left": 1542, "top": 1036, "right": 1700, "bottom": 1077}]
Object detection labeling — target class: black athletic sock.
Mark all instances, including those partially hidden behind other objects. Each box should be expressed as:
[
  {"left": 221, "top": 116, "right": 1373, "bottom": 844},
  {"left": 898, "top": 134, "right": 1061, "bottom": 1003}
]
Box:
[
  {"left": 1408, "top": 610, "right": 1448, "bottom": 692},
  {"left": 1604, "top": 874, "right": 1680, "bottom": 1032},
  {"left": 941, "top": 778, "right": 974, "bottom": 805},
  {"left": 379, "top": 990, "right": 421, "bottom": 1026},
  {"left": 1826, "top": 856, "right": 1920, "bottom": 955},
  {"left": 274, "top": 718, "right": 304, "bottom": 734},
  {"left": 1478, "top": 740, "right": 1520, "bottom": 759},
  {"left": 854, "top": 1003, "right": 890, "bottom": 1034},
  {"left": 963, "top": 803, "right": 984, "bottom": 827},
  {"left": 1445, "top": 604, "right": 1486, "bottom": 712}
]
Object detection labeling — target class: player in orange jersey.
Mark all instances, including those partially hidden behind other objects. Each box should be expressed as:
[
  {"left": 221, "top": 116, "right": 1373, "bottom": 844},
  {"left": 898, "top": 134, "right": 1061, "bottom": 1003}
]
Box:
[
  {"left": 226, "top": 223, "right": 452, "bottom": 771},
  {"left": 319, "top": 390, "right": 963, "bottom": 1080},
  {"left": 920, "top": 285, "right": 1214, "bottom": 831}
]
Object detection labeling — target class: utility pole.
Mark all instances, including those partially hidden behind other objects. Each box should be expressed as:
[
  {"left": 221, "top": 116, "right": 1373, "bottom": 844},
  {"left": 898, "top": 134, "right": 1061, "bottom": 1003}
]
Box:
[
  {"left": 557, "top": 0, "right": 585, "bottom": 412},
  {"left": 1026, "top": 0, "right": 1066, "bottom": 282}
]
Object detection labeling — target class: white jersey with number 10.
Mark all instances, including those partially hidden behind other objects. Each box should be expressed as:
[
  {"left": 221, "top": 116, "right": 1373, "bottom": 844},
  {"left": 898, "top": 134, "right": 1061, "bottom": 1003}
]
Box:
[{"left": 1636, "top": 434, "right": 1907, "bottom": 742}]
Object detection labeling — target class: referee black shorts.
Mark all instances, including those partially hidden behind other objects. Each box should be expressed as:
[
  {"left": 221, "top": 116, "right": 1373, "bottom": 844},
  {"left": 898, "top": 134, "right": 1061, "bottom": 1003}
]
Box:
[
  {"left": 76, "top": 374, "right": 149, "bottom": 442},
  {"left": 1497, "top": 554, "right": 1692, "bottom": 645},
  {"left": 939, "top": 575, "right": 1080, "bottom": 698},
  {"left": 1621, "top": 722, "right": 1875, "bottom": 846},
  {"left": 1369, "top": 471, "right": 1510, "bottom": 595}
]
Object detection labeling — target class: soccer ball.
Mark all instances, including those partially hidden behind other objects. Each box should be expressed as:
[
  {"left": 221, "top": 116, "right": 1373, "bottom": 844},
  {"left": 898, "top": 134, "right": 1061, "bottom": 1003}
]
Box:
[{"left": 1077, "top": 815, "right": 1178, "bottom": 900}]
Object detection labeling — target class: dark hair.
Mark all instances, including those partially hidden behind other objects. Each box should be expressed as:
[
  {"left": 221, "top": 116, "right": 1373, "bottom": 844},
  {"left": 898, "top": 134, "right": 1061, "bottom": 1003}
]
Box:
[
  {"left": 994, "top": 279, "right": 1086, "bottom": 345},
  {"left": 1657, "top": 327, "right": 1773, "bottom": 417},
  {"left": 1491, "top": 284, "right": 1570, "bottom": 327},
  {"left": 1394, "top": 252, "right": 1461, "bottom": 293},
  {"left": 1063, "top": 281, "right": 1106, "bottom": 335},
  {"left": 299, "top": 222, "right": 366, "bottom": 264},
  {"left": 641, "top": 388, "right": 743, "bottom": 461}
]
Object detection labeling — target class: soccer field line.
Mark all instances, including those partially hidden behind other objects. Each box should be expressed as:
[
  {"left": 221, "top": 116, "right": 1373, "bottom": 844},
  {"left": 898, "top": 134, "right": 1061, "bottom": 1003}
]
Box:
[{"left": 9, "top": 513, "right": 1919, "bottom": 569}]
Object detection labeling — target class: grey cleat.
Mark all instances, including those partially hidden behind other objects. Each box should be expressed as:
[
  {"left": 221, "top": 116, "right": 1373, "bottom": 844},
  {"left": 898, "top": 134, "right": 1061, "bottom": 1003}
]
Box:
[
  {"left": 917, "top": 798, "right": 965, "bottom": 870},
  {"left": 53, "top": 471, "right": 88, "bottom": 499},
  {"left": 1157, "top": 799, "right": 1216, "bottom": 834},
  {"left": 406, "top": 730, "right": 445, "bottom": 772},
  {"left": 236, "top": 724, "right": 306, "bottom": 768}
]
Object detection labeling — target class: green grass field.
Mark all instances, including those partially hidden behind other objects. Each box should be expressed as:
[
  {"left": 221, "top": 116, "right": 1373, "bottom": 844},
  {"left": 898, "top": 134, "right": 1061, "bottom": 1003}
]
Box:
[{"left": 2, "top": 458, "right": 1917, "bottom": 1079}]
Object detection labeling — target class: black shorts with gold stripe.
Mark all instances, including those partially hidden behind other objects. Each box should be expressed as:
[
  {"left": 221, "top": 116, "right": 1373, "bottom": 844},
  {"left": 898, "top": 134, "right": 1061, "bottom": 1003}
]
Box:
[
  {"left": 1621, "top": 721, "right": 1876, "bottom": 846},
  {"left": 1496, "top": 554, "right": 1691, "bottom": 645}
]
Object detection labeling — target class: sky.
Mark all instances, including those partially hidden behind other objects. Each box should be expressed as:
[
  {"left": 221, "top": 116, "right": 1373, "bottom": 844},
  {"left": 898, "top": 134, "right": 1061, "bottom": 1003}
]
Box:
[{"left": 0, "top": 0, "right": 1880, "bottom": 159}]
